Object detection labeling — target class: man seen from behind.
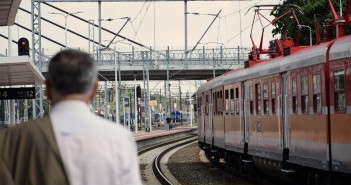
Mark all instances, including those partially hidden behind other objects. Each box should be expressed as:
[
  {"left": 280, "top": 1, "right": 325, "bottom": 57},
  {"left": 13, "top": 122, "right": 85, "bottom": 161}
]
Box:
[{"left": 0, "top": 49, "right": 142, "bottom": 185}]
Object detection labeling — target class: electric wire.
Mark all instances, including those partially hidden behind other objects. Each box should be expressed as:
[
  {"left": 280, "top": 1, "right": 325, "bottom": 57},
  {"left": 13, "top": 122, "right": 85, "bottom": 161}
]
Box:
[
  {"left": 220, "top": 0, "right": 263, "bottom": 18},
  {"left": 131, "top": 2, "right": 152, "bottom": 41},
  {"left": 223, "top": 10, "right": 270, "bottom": 46}
]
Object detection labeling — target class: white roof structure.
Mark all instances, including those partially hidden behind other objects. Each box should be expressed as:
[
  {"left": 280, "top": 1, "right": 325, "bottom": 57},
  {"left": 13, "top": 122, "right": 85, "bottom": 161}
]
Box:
[
  {"left": 0, "top": 0, "right": 44, "bottom": 86},
  {"left": 0, "top": 0, "right": 21, "bottom": 26},
  {"left": 0, "top": 56, "right": 45, "bottom": 86}
]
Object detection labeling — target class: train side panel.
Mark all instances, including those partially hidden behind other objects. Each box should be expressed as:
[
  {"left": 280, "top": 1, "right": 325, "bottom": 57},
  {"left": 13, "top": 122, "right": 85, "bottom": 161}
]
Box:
[
  {"left": 329, "top": 36, "right": 351, "bottom": 174},
  {"left": 204, "top": 90, "right": 213, "bottom": 145},
  {"left": 246, "top": 75, "right": 283, "bottom": 161},
  {"left": 197, "top": 93, "right": 205, "bottom": 143},
  {"left": 213, "top": 86, "right": 225, "bottom": 148},
  {"left": 224, "top": 83, "right": 245, "bottom": 153},
  {"left": 287, "top": 63, "right": 330, "bottom": 170}
]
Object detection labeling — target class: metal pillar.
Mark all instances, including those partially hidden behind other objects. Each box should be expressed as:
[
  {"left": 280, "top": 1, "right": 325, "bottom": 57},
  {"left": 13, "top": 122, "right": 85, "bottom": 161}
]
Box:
[
  {"left": 212, "top": 48, "right": 216, "bottom": 78},
  {"left": 118, "top": 52, "right": 122, "bottom": 124},
  {"left": 143, "top": 55, "right": 147, "bottom": 131},
  {"left": 8, "top": 26, "right": 15, "bottom": 125},
  {"left": 184, "top": 0, "right": 188, "bottom": 65},
  {"left": 128, "top": 93, "right": 131, "bottom": 131},
  {"left": 24, "top": 99, "right": 28, "bottom": 122},
  {"left": 124, "top": 82, "right": 127, "bottom": 127},
  {"left": 104, "top": 81, "right": 108, "bottom": 118},
  {"left": 114, "top": 48, "right": 119, "bottom": 124},
  {"left": 179, "top": 80, "right": 182, "bottom": 125},
  {"left": 4, "top": 100, "right": 9, "bottom": 125},
  {"left": 134, "top": 78, "right": 138, "bottom": 134},
  {"left": 31, "top": 0, "right": 43, "bottom": 119},
  {"left": 239, "top": 1, "right": 242, "bottom": 48},
  {"left": 164, "top": 81, "right": 167, "bottom": 121},
  {"left": 88, "top": 20, "right": 95, "bottom": 54},
  {"left": 237, "top": 46, "right": 240, "bottom": 64},
  {"left": 189, "top": 82, "right": 193, "bottom": 127},
  {"left": 147, "top": 63, "right": 151, "bottom": 132},
  {"left": 98, "top": 1, "right": 102, "bottom": 65},
  {"left": 166, "top": 46, "right": 170, "bottom": 117}
]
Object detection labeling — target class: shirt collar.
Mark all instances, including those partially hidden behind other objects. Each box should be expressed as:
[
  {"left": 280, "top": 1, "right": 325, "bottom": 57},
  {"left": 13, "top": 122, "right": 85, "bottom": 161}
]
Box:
[{"left": 51, "top": 100, "right": 90, "bottom": 113}]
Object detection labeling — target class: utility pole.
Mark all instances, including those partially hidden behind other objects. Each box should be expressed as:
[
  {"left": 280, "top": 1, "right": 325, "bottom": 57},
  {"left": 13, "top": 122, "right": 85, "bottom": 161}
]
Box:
[{"left": 179, "top": 80, "right": 182, "bottom": 125}]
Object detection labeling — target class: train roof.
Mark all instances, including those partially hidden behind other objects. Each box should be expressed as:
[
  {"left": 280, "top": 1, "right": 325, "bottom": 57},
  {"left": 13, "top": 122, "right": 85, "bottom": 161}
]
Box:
[
  {"left": 197, "top": 42, "right": 330, "bottom": 93},
  {"left": 330, "top": 35, "right": 351, "bottom": 61}
]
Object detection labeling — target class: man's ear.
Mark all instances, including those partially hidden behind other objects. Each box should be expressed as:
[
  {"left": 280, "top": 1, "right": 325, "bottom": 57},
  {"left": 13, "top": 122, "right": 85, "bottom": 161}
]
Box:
[{"left": 89, "top": 80, "right": 99, "bottom": 102}]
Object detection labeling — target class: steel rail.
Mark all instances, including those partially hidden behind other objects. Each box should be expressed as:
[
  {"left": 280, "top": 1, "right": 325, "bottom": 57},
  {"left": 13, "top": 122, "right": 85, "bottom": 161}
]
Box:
[
  {"left": 137, "top": 135, "right": 195, "bottom": 156},
  {"left": 152, "top": 137, "right": 197, "bottom": 185}
]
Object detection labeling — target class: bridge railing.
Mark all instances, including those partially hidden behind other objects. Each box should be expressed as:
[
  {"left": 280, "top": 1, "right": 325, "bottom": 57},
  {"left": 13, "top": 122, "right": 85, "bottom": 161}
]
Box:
[{"left": 41, "top": 47, "right": 250, "bottom": 67}]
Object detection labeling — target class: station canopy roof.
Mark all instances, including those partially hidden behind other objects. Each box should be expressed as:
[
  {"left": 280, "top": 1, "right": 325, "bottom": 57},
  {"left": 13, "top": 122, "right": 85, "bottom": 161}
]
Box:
[
  {"left": 0, "top": 56, "right": 45, "bottom": 86},
  {"left": 0, "top": 0, "right": 21, "bottom": 26}
]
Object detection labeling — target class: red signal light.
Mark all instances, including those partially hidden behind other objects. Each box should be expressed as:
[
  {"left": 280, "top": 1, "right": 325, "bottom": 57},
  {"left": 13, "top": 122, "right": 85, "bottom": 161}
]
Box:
[{"left": 21, "top": 41, "right": 27, "bottom": 45}]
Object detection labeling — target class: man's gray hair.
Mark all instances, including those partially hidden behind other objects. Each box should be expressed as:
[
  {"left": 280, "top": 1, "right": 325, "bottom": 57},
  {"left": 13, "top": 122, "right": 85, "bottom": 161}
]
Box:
[{"left": 47, "top": 49, "right": 97, "bottom": 96}]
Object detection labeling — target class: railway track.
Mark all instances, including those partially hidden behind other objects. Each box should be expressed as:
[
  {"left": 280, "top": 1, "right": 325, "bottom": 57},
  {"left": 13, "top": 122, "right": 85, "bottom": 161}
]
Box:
[
  {"left": 153, "top": 138, "right": 197, "bottom": 185},
  {"left": 138, "top": 135, "right": 197, "bottom": 185}
]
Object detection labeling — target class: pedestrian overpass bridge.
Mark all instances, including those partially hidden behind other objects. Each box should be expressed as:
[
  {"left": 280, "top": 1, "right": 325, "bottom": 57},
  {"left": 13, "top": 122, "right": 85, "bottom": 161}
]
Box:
[{"left": 41, "top": 47, "right": 249, "bottom": 81}]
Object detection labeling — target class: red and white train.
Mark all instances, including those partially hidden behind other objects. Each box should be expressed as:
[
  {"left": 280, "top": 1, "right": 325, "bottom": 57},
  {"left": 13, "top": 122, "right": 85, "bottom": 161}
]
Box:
[{"left": 197, "top": 2, "right": 351, "bottom": 184}]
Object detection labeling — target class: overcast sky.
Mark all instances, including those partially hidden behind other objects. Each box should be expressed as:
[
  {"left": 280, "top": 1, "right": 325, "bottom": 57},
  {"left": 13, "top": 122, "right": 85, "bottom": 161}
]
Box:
[
  {"left": 1, "top": 0, "right": 281, "bottom": 55},
  {"left": 0, "top": 0, "right": 287, "bottom": 98}
]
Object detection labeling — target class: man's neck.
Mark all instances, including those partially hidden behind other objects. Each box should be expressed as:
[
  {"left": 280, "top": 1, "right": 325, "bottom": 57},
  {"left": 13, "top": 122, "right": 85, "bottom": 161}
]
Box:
[{"left": 52, "top": 95, "right": 90, "bottom": 107}]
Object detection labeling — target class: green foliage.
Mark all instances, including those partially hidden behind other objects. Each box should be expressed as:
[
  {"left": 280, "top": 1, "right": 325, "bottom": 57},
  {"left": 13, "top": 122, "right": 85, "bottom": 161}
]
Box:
[{"left": 270, "top": 0, "right": 346, "bottom": 45}]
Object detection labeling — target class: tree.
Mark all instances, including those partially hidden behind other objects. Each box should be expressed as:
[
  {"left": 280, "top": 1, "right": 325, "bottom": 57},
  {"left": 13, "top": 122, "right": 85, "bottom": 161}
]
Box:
[{"left": 270, "top": 0, "right": 347, "bottom": 45}]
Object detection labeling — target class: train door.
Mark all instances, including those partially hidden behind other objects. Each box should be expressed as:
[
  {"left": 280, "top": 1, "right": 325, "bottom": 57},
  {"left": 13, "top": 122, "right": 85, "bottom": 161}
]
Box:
[
  {"left": 201, "top": 103, "right": 205, "bottom": 142},
  {"left": 243, "top": 81, "right": 249, "bottom": 143},
  {"left": 281, "top": 73, "right": 290, "bottom": 148}
]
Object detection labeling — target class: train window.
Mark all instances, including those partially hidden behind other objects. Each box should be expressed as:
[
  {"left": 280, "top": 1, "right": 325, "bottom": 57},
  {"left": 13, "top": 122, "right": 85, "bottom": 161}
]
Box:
[
  {"left": 249, "top": 85, "right": 253, "bottom": 115},
  {"left": 225, "top": 90, "right": 230, "bottom": 115},
  {"left": 313, "top": 74, "right": 321, "bottom": 113},
  {"left": 292, "top": 78, "right": 297, "bottom": 114},
  {"left": 230, "top": 89, "right": 235, "bottom": 115},
  {"left": 235, "top": 88, "right": 239, "bottom": 115},
  {"left": 271, "top": 82, "right": 276, "bottom": 114},
  {"left": 219, "top": 90, "right": 223, "bottom": 115},
  {"left": 334, "top": 70, "right": 346, "bottom": 111},
  {"left": 206, "top": 95, "right": 209, "bottom": 115},
  {"left": 271, "top": 82, "right": 276, "bottom": 97},
  {"left": 198, "top": 97, "right": 202, "bottom": 116},
  {"left": 263, "top": 83, "right": 269, "bottom": 114},
  {"left": 215, "top": 92, "right": 218, "bottom": 114},
  {"left": 263, "top": 83, "right": 268, "bottom": 99},
  {"left": 256, "top": 84, "right": 261, "bottom": 115},
  {"left": 301, "top": 76, "right": 309, "bottom": 113}
]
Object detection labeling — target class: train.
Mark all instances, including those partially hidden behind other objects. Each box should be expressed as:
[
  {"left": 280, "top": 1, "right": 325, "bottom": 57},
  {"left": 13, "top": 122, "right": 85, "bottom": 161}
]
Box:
[{"left": 197, "top": 3, "right": 351, "bottom": 184}]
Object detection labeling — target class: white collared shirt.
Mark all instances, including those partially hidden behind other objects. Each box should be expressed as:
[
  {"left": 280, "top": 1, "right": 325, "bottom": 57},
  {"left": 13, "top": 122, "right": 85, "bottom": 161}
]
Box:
[{"left": 50, "top": 100, "right": 141, "bottom": 185}]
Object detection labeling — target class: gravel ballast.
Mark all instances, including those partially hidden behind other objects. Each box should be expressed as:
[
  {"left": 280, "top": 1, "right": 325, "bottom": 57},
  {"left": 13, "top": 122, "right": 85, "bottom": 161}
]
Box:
[{"left": 167, "top": 143, "right": 252, "bottom": 185}]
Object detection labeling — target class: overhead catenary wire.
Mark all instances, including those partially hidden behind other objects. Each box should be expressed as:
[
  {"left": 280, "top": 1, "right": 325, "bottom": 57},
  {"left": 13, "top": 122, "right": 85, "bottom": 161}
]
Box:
[
  {"left": 15, "top": 23, "right": 66, "bottom": 48},
  {"left": 19, "top": 7, "right": 106, "bottom": 48},
  {"left": 190, "top": 10, "right": 222, "bottom": 53},
  {"left": 131, "top": 2, "right": 152, "bottom": 41},
  {"left": 220, "top": 0, "right": 263, "bottom": 18},
  {"left": 223, "top": 10, "right": 271, "bottom": 46},
  {"left": 42, "top": 2, "right": 145, "bottom": 48}
]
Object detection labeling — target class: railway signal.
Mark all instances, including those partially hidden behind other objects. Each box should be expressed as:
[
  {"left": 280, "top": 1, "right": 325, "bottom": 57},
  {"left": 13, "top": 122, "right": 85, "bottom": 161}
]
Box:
[{"left": 18, "top": 38, "right": 29, "bottom": 56}]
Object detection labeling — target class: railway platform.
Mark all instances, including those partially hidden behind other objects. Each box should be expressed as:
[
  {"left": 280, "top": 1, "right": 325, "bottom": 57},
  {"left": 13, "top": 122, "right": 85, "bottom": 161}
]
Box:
[{"left": 133, "top": 127, "right": 197, "bottom": 150}]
